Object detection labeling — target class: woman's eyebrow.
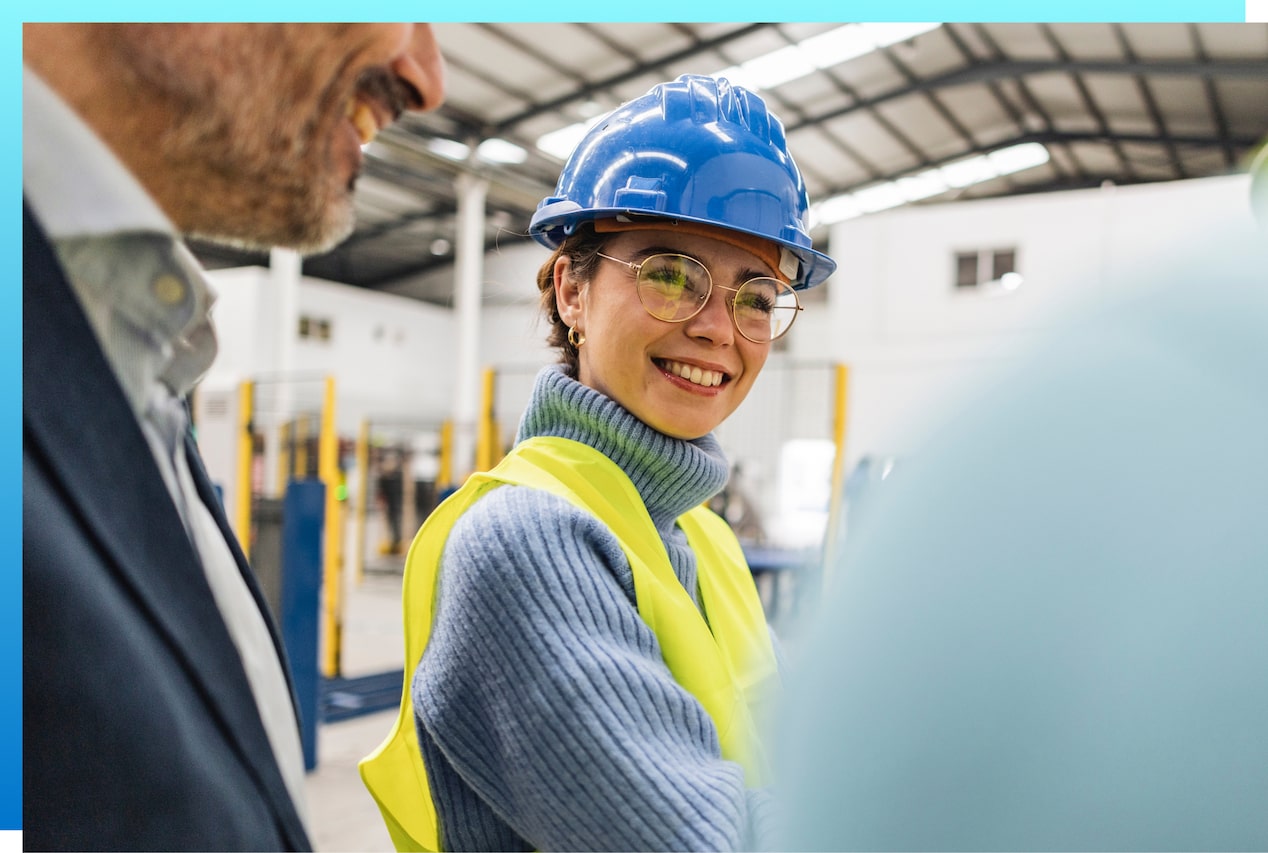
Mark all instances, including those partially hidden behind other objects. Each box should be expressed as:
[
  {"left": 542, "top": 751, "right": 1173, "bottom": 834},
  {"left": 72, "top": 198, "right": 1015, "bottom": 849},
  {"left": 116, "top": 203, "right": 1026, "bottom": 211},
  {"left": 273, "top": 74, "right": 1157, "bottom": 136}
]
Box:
[
  {"left": 736, "top": 266, "right": 772, "bottom": 283},
  {"left": 627, "top": 244, "right": 681, "bottom": 261},
  {"left": 626, "top": 245, "right": 775, "bottom": 282}
]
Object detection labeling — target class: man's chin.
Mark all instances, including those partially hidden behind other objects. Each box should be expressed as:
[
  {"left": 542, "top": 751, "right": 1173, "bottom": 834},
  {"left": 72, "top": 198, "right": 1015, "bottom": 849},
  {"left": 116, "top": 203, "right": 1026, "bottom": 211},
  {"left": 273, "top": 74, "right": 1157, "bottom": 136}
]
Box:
[
  {"left": 302, "top": 211, "right": 356, "bottom": 255},
  {"left": 189, "top": 206, "right": 354, "bottom": 257},
  {"left": 300, "top": 194, "right": 357, "bottom": 254}
]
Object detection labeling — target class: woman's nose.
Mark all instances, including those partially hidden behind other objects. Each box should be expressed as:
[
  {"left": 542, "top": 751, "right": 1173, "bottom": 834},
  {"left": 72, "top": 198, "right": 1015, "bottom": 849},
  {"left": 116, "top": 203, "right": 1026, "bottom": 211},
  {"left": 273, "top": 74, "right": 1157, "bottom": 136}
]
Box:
[{"left": 683, "top": 285, "right": 736, "bottom": 346}]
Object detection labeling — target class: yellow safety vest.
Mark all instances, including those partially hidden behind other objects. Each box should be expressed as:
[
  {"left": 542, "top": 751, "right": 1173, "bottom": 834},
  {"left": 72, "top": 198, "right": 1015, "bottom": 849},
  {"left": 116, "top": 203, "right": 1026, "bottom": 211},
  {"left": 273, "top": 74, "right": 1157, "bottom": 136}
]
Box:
[{"left": 359, "top": 436, "right": 779, "bottom": 853}]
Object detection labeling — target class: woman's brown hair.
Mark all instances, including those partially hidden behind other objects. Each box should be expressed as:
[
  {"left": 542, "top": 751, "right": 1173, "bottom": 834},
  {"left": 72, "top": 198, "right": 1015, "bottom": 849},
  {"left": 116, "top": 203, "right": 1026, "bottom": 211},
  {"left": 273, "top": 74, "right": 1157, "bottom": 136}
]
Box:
[{"left": 534, "top": 222, "right": 606, "bottom": 377}]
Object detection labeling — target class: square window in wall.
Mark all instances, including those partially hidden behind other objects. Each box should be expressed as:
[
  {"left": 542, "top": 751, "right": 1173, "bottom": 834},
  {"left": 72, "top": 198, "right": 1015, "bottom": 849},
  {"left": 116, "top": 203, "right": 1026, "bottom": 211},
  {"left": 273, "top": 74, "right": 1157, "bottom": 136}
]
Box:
[
  {"left": 955, "top": 252, "right": 980, "bottom": 288},
  {"left": 298, "top": 314, "right": 333, "bottom": 342},
  {"left": 992, "top": 249, "right": 1016, "bottom": 280},
  {"left": 954, "top": 247, "right": 1020, "bottom": 291}
]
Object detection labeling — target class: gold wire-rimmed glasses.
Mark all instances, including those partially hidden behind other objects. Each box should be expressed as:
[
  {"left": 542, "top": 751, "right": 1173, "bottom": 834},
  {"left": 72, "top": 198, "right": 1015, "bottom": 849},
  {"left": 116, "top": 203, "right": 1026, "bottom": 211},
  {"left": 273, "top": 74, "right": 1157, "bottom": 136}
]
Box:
[{"left": 596, "top": 251, "right": 802, "bottom": 343}]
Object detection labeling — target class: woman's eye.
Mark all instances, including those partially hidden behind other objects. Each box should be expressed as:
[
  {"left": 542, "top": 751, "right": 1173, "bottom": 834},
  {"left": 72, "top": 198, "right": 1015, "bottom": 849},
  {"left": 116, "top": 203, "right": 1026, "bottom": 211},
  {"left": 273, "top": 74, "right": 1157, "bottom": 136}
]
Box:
[
  {"left": 650, "top": 268, "right": 684, "bottom": 284},
  {"left": 735, "top": 289, "right": 776, "bottom": 314}
]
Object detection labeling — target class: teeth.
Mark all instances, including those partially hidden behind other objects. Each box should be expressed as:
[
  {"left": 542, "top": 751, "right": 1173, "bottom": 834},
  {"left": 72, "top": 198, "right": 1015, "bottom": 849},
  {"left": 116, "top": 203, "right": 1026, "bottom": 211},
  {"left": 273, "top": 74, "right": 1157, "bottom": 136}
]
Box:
[
  {"left": 348, "top": 99, "right": 379, "bottom": 145},
  {"left": 665, "top": 360, "right": 723, "bottom": 387}
]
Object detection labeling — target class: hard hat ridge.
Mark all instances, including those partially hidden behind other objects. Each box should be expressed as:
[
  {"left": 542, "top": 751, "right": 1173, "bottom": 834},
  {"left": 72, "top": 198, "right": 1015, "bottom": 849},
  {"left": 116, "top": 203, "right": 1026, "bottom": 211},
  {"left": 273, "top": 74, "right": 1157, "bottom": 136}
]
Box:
[
  {"left": 529, "top": 74, "right": 837, "bottom": 289},
  {"left": 688, "top": 74, "right": 777, "bottom": 148}
]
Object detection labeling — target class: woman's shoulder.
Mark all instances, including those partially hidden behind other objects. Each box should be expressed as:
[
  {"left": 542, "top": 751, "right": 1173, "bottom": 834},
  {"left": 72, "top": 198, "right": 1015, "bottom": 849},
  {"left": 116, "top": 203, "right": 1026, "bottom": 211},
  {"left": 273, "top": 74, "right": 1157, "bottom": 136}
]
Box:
[
  {"left": 442, "top": 483, "right": 634, "bottom": 597},
  {"left": 450, "top": 481, "right": 603, "bottom": 538}
]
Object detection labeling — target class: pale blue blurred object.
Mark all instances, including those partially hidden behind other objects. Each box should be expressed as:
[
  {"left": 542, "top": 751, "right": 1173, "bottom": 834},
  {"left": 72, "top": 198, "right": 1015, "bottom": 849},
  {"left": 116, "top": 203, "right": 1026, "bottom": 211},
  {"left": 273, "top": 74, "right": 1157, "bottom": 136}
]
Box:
[{"left": 778, "top": 226, "right": 1268, "bottom": 851}]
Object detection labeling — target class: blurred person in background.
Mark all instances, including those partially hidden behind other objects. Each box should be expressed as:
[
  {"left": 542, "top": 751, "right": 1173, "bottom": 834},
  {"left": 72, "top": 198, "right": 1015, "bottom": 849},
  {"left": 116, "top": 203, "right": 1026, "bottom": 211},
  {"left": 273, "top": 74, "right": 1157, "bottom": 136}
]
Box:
[
  {"left": 377, "top": 448, "right": 407, "bottom": 555},
  {"left": 23, "top": 23, "right": 444, "bottom": 850},
  {"left": 362, "top": 74, "right": 836, "bottom": 851},
  {"left": 776, "top": 146, "right": 1268, "bottom": 851}
]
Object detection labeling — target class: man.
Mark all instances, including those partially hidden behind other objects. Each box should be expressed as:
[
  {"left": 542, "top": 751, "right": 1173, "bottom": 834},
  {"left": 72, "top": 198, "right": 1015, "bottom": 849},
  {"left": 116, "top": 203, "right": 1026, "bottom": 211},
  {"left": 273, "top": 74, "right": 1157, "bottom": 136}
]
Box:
[
  {"left": 777, "top": 158, "right": 1268, "bottom": 850},
  {"left": 22, "top": 24, "right": 444, "bottom": 850}
]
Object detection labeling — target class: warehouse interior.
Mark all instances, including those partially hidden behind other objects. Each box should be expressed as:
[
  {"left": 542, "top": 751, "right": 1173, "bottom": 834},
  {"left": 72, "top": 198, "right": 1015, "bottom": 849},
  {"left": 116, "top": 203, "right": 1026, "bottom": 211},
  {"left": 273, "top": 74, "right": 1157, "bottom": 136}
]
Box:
[
  {"left": 175, "top": 23, "right": 1268, "bottom": 851},
  {"left": 194, "top": 22, "right": 1268, "bottom": 296}
]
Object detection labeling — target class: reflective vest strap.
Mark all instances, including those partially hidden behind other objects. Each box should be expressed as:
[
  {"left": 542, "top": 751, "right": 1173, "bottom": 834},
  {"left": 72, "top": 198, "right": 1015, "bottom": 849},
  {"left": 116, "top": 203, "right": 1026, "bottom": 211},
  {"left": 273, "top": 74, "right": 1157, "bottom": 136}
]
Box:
[
  {"left": 679, "top": 508, "right": 779, "bottom": 697},
  {"left": 359, "top": 478, "right": 499, "bottom": 853},
  {"left": 679, "top": 507, "right": 781, "bottom": 780}
]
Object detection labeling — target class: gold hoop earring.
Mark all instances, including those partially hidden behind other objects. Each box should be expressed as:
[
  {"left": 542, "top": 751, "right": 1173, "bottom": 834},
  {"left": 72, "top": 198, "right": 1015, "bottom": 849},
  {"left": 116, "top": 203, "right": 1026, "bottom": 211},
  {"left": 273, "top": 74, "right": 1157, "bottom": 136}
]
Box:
[{"left": 568, "top": 326, "right": 586, "bottom": 348}]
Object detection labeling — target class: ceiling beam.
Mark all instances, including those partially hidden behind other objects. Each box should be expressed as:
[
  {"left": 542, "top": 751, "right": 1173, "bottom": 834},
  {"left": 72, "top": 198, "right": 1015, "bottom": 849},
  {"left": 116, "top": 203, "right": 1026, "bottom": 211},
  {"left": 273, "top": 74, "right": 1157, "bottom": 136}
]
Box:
[
  {"left": 492, "top": 23, "right": 770, "bottom": 132},
  {"left": 816, "top": 129, "right": 1261, "bottom": 199},
  {"left": 786, "top": 57, "right": 1268, "bottom": 134}
]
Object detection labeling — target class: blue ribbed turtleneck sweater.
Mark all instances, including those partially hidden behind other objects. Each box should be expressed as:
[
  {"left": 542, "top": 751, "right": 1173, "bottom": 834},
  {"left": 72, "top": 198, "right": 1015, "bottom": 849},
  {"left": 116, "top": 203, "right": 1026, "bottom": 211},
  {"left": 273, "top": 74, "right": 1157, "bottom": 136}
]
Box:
[{"left": 412, "top": 365, "right": 775, "bottom": 851}]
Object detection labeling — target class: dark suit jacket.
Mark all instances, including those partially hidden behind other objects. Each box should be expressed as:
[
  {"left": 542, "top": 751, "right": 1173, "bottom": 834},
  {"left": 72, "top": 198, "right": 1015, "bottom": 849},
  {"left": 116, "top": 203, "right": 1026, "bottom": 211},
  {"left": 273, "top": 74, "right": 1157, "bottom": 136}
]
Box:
[{"left": 22, "top": 203, "right": 312, "bottom": 851}]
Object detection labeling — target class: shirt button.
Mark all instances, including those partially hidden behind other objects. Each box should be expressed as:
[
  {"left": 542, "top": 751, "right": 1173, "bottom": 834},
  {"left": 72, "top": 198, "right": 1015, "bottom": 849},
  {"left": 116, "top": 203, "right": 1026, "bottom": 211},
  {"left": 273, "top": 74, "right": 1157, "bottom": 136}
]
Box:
[{"left": 152, "top": 273, "right": 187, "bottom": 305}]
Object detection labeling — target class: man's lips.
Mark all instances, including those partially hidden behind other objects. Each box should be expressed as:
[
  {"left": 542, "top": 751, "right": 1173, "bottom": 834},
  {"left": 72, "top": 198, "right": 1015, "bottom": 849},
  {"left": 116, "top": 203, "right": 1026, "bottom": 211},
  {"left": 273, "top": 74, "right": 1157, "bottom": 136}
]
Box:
[
  {"left": 346, "top": 68, "right": 418, "bottom": 146},
  {"left": 347, "top": 98, "right": 379, "bottom": 145}
]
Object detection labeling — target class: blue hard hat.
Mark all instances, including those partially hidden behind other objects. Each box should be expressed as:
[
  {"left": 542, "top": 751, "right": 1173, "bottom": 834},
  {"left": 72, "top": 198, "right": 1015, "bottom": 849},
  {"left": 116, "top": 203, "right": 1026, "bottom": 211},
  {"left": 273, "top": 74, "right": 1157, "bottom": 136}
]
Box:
[{"left": 529, "top": 74, "right": 837, "bottom": 289}]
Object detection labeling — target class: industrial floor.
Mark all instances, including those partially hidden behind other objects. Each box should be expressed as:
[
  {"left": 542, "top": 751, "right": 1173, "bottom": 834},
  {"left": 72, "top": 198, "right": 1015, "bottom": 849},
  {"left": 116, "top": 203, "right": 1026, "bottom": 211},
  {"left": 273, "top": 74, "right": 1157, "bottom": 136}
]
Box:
[{"left": 304, "top": 558, "right": 409, "bottom": 852}]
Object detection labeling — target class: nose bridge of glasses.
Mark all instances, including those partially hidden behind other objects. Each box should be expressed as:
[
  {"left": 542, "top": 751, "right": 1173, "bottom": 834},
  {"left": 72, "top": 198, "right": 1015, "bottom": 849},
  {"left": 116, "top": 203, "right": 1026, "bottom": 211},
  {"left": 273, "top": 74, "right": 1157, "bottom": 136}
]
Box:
[{"left": 673, "top": 265, "right": 759, "bottom": 325}]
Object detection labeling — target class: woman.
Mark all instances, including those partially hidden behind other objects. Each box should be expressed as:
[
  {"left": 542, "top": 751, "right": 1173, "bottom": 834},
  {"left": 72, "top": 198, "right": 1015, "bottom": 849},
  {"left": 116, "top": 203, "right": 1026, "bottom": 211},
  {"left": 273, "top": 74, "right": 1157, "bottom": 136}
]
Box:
[{"left": 363, "top": 74, "right": 836, "bottom": 852}]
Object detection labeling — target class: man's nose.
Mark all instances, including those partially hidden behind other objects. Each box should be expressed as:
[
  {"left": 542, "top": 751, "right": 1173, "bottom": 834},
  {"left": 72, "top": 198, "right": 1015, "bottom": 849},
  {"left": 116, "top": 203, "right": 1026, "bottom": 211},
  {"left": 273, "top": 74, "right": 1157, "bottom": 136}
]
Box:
[{"left": 392, "top": 24, "right": 446, "bottom": 112}]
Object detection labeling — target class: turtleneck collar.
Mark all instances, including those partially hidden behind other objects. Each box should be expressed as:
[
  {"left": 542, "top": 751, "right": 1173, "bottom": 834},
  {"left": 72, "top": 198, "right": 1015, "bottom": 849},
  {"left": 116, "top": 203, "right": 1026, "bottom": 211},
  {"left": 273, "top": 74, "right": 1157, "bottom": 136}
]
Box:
[{"left": 516, "top": 365, "right": 730, "bottom": 531}]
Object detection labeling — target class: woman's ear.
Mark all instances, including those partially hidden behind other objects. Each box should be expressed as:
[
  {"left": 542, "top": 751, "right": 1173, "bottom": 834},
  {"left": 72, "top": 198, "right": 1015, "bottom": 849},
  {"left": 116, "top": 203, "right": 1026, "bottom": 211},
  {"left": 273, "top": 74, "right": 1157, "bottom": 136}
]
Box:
[{"left": 554, "top": 255, "right": 585, "bottom": 329}]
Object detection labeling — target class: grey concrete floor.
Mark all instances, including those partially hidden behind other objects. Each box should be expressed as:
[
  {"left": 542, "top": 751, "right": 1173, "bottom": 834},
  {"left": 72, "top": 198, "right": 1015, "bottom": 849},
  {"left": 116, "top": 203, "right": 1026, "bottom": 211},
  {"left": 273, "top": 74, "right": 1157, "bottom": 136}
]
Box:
[{"left": 304, "top": 561, "right": 408, "bottom": 852}]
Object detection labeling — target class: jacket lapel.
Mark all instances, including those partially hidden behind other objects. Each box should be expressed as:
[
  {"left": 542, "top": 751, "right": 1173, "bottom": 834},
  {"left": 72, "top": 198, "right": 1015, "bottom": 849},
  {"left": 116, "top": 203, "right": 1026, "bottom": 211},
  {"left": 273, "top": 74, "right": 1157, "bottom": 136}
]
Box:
[
  {"left": 22, "top": 204, "right": 309, "bottom": 849},
  {"left": 184, "top": 427, "right": 302, "bottom": 705}
]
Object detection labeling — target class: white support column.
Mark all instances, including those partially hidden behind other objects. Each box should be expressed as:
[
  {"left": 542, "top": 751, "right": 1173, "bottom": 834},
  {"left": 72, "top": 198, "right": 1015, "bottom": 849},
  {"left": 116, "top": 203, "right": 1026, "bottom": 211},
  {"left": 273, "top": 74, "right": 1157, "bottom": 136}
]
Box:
[
  {"left": 268, "top": 246, "right": 302, "bottom": 493},
  {"left": 451, "top": 172, "right": 489, "bottom": 482}
]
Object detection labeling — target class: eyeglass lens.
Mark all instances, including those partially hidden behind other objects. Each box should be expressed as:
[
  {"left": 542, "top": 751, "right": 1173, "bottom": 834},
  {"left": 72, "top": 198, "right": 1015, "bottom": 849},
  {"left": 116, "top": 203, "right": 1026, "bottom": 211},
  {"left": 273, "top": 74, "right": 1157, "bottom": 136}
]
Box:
[{"left": 634, "top": 253, "right": 799, "bottom": 342}]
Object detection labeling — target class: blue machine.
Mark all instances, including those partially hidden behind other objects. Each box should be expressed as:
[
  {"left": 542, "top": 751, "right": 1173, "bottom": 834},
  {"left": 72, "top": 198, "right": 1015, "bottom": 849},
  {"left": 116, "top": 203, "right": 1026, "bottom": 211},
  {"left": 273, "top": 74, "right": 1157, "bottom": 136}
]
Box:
[{"left": 279, "top": 480, "right": 324, "bottom": 771}]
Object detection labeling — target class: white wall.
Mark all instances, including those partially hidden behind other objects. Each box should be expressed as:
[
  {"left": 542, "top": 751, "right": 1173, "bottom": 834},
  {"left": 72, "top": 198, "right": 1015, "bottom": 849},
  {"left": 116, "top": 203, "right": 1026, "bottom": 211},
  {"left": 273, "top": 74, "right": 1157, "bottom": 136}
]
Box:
[
  {"left": 813, "top": 173, "right": 1258, "bottom": 475},
  {"left": 203, "top": 267, "right": 457, "bottom": 432}
]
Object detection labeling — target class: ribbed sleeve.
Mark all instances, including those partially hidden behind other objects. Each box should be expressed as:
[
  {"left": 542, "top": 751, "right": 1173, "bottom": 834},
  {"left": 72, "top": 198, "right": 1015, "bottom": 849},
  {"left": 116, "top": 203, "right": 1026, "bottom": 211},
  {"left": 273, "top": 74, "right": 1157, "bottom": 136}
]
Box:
[{"left": 412, "top": 366, "right": 773, "bottom": 851}]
